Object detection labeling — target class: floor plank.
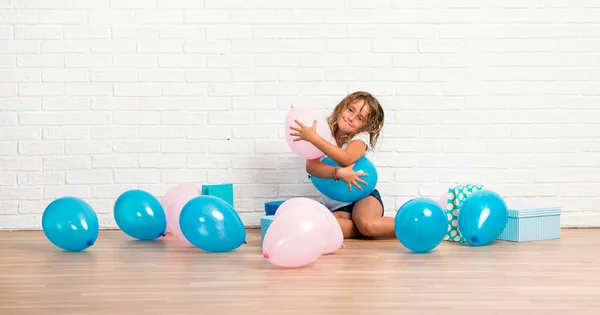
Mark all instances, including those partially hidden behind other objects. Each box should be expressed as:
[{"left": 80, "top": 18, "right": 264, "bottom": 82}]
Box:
[{"left": 1, "top": 229, "right": 599, "bottom": 314}]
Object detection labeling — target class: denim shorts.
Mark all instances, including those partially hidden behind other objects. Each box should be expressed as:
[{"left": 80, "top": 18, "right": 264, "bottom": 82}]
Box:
[{"left": 331, "top": 189, "right": 384, "bottom": 216}]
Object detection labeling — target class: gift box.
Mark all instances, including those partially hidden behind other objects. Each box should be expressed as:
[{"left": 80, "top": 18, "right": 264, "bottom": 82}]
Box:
[
  {"left": 496, "top": 205, "right": 561, "bottom": 242},
  {"left": 264, "top": 200, "right": 284, "bottom": 216},
  {"left": 260, "top": 215, "right": 275, "bottom": 247},
  {"left": 202, "top": 184, "right": 234, "bottom": 207},
  {"left": 442, "top": 184, "right": 484, "bottom": 243}
]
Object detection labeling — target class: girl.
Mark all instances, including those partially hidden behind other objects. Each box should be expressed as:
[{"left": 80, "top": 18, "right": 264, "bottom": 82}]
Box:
[{"left": 289, "top": 91, "right": 395, "bottom": 239}]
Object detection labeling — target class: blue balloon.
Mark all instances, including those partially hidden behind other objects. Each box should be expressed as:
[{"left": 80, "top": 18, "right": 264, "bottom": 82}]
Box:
[
  {"left": 310, "top": 156, "right": 378, "bottom": 202},
  {"left": 179, "top": 195, "right": 246, "bottom": 253},
  {"left": 458, "top": 190, "right": 508, "bottom": 246},
  {"left": 42, "top": 197, "right": 99, "bottom": 252},
  {"left": 114, "top": 189, "right": 167, "bottom": 241},
  {"left": 394, "top": 198, "right": 447, "bottom": 253}
]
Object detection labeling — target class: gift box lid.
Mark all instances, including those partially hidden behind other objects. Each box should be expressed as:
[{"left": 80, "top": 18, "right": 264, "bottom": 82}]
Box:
[
  {"left": 261, "top": 215, "right": 274, "bottom": 224},
  {"left": 264, "top": 200, "right": 284, "bottom": 216},
  {"left": 507, "top": 205, "right": 561, "bottom": 218}
]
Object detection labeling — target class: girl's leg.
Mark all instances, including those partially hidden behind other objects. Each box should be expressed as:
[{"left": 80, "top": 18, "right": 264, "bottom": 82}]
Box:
[
  {"left": 351, "top": 196, "right": 396, "bottom": 238},
  {"left": 332, "top": 211, "right": 360, "bottom": 239}
]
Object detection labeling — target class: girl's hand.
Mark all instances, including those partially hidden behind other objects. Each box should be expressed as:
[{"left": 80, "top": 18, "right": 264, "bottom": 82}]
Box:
[
  {"left": 289, "top": 119, "right": 318, "bottom": 144},
  {"left": 337, "top": 164, "right": 369, "bottom": 192}
]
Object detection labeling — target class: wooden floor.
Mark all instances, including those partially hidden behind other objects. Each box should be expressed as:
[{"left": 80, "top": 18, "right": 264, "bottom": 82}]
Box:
[{"left": 1, "top": 229, "right": 599, "bottom": 315}]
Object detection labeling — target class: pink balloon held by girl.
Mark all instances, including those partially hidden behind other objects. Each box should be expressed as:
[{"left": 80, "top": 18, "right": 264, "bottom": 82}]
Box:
[
  {"left": 288, "top": 91, "right": 394, "bottom": 240},
  {"left": 284, "top": 105, "right": 333, "bottom": 159}
]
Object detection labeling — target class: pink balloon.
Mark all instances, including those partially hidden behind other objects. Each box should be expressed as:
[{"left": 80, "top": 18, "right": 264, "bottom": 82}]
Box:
[
  {"left": 262, "top": 206, "right": 329, "bottom": 268},
  {"left": 438, "top": 191, "right": 449, "bottom": 209},
  {"left": 275, "top": 197, "right": 344, "bottom": 254},
  {"left": 160, "top": 183, "right": 202, "bottom": 245},
  {"left": 284, "top": 105, "right": 333, "bottom": 160}
]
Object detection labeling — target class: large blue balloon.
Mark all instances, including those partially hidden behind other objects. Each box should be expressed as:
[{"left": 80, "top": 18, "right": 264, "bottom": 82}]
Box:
[
  {"left": 310, "top": 156, "right": 378, "bottom": 202},
  {"left": 458, "top": 190, "right": 508, "bottom": 246},
  {"left": 179, "top": 195, "right": 246, "bottom": 253},
  {"left": 394, "top": 197, "right": 447, "bottom": 253},
  {"left": 114, "top": 189, "right": 167, "bottom": 241},
  {"left": 42, "top": 197, "right": 99, "bottom": 252}
]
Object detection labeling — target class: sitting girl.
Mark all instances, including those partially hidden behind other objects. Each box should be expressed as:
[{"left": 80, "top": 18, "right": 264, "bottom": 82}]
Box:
[{"left": 289, "top": 91, "right": 395, "bottom": 239}]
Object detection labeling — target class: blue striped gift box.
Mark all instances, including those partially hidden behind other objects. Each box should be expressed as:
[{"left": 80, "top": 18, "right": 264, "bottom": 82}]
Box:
[
  {"left": 260, "top": 215, "right": 275, "bottom": 247},
  {"left": 497, "top": 205, "right": 561, "bottom": 242}
]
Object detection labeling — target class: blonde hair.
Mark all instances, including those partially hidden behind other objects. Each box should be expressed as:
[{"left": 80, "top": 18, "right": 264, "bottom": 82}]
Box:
[{"left": 327, "top": 91, "right": 384, "bottom": 150}]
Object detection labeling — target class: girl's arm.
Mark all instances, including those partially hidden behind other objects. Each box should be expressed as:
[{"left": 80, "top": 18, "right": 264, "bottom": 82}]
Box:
[
  {"left": 306, "top": 158, "right": 336, "bottom": 178},
  {"left": 310, "top": 137, "right": 366, "bottom": 167},
  {"left": 306, "top": 158, "right": 369, "bottom": 191}
]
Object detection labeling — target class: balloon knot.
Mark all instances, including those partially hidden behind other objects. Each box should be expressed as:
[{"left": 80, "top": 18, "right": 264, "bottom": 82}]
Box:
[
  {"left": 86, "top": 240, "right": 94, "bottom": 246},
  {"left": 160, "top": 233, "right": 166, "bottom": 237},
  {"left": 243, "top": 240, "right": 247, "bottom": 244},
  {"left": 341, "top": 243, "right": 346, "bottom": 249},
  {"left": 263, "top": 253, "right": 270, "bottom": 259}
]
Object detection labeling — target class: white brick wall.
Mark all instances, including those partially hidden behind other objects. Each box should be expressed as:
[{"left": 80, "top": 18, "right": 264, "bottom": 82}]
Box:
[{"left": 2, "top": 1, "right": 600, "bottom": 230}]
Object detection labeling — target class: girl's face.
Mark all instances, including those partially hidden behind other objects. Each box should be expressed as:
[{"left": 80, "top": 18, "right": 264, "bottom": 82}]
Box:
[{"left": 337, "top": 99, "right": 371, "bottom": 134}]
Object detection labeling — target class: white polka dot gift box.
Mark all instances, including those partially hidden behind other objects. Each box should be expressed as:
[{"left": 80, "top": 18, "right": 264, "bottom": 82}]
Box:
[{"left": 441, "top": 184, "right": 484, "bottom": 243}]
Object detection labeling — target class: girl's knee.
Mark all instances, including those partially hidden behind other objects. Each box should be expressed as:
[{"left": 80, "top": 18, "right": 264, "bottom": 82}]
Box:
[{"left": 354, "top": 218, "right": 379, "bottom": 237}]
